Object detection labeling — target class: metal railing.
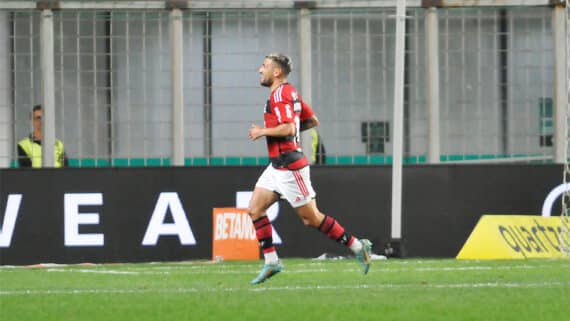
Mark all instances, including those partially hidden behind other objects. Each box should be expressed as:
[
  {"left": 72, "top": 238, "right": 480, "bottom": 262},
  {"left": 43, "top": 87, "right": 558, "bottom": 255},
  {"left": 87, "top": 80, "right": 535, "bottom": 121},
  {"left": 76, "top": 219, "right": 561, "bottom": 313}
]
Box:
[{"left": 0, "top": 0, "right": 566, "bottom": 167}]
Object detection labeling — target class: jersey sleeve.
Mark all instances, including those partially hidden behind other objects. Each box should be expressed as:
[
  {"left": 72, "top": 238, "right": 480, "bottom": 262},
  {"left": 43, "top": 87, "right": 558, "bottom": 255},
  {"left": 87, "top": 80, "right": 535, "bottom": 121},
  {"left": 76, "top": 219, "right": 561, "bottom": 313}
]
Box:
[
  {"left": 290, "top": 86, "right": 314, "bottom": 121},
  {"left": 300, "top": 99, "right": 314, "bottom": 121}
]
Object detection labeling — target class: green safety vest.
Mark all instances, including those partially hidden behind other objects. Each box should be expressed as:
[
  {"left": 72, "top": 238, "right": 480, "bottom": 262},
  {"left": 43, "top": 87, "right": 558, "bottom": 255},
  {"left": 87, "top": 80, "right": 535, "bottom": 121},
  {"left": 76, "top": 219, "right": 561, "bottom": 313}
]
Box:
[
  {"left": 311, "top": 129, "right": 319, "bottom": 163},
  {"left": 18, "top": 138, "right": 65, "bottom": 168},
  {"left": 310, "top": 129, "right": 326, "bottom": 164}
]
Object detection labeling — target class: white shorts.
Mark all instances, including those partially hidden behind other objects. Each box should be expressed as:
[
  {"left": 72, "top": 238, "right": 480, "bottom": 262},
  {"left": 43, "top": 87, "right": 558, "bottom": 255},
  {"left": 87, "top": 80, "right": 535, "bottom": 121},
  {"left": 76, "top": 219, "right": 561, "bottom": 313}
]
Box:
[{"left": 255, "top": 164, "right": 316, "bottom": 208}]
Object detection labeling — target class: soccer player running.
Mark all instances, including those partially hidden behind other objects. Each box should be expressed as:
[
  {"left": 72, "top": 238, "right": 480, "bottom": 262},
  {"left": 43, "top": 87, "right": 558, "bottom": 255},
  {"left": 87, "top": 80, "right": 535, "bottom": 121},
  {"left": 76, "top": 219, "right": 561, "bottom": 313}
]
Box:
[{"left": 247, "top": 53, "right": 372, "bottom": 284}]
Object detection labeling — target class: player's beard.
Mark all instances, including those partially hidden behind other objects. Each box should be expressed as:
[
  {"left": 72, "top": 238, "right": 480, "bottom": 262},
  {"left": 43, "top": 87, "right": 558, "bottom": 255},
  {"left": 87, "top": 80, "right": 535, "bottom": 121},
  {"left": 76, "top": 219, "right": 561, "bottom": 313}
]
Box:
[{"left": 260, "top": 77, "right": 273, "bottom": 87}]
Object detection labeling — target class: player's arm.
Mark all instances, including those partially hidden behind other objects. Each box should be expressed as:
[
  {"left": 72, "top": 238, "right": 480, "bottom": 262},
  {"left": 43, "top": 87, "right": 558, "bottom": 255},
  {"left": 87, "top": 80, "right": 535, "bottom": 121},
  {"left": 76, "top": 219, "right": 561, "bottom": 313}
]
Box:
[
  {"left": 299, "top": 99, "right": 318, "bottom": 131},
  {"left": 300, "top": 115, "right": 319, "bottom": 132},
  {"left": 248, "top": 123, "right": 295, "bottom": 141},
  {"left": 250, "top": 93, "right": 299, "bottom": 140}
]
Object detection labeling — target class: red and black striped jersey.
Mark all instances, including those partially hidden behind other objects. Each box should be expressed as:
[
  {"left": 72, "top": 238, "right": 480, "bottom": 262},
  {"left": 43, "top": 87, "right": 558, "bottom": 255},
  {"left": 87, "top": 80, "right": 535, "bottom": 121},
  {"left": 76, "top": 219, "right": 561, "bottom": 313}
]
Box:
[{"left": 264, "top": 83, "right": 314, "bottom": 170}]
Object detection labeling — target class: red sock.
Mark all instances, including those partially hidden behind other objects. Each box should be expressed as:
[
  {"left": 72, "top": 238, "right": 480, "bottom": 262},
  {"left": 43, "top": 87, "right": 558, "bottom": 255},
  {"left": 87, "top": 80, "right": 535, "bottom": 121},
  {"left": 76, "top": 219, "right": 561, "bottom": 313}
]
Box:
[
  {"left": 253, "top": 216, "right": 275, "bottom": 254},
  {"left": 318, "top": 215, "right": 355, "bottom": 246}
]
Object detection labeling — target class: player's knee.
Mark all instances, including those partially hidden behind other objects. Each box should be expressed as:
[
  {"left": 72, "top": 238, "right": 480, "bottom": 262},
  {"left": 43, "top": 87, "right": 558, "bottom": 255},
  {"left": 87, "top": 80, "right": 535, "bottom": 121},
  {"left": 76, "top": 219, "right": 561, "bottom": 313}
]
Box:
[
  {"left": 308, "top": 217, "right": 321, "bottom": 228},
  {"left": 248, "top": 207, "right": 263, "bottom": 221},
  {"left": 301, "top": 217, "right": 312, "bottom": 227},
  {"left": 300, "top": 215, "right": 320, "bottom": 228},
  {"left": 297, "top": 206, "right": 324, "bottom": 228}
]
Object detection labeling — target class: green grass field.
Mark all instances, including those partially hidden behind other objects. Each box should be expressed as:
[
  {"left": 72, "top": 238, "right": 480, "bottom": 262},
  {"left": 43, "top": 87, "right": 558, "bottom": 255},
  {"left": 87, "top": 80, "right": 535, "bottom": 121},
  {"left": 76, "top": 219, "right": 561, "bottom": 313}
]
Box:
[{"left": 1, "top": 258, "right": 569, "bottom": 321}]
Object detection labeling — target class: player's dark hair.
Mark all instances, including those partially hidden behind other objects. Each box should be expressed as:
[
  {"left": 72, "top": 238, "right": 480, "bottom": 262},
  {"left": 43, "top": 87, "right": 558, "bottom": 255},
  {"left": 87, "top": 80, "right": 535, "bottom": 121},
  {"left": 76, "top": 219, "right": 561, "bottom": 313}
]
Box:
[{"left": 266, "top": 53, "right": 292, "bottom": 76}]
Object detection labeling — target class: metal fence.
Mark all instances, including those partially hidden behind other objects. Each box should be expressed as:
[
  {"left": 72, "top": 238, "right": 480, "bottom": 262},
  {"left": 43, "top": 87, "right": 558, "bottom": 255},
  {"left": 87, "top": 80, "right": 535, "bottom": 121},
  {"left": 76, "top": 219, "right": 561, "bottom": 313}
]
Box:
[{"left": 0, "top": 0, "right": 566, "bottom": 167}]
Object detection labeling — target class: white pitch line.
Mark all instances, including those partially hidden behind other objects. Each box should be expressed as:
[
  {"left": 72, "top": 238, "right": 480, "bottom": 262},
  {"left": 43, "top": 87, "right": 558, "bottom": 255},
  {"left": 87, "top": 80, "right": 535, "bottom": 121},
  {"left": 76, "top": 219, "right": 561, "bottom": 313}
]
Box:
[
  {"left": 1, "top": 261, "right": 567, "bottom": 278},
  {"left": 3, "top": 262, "right": 569, "bottom": 277},
  {"left": 15, "top": 264, "right": 567, "bottom": 276},
  {"left": 39, "top": 267, "right": 489, "bottom": 275},
  {"left": 3, "top": 261, "right": 569, "bottom": 272},
  {"left": 115, "top": 264, "right": 565, "bottom": 273},
  {"left": 43, "top": 268, "right": 345, "bottom": 275},
  {"left": 46, "top": 268, "right": 149, "bottom": 275},
  {"left": 1, "top": 281, "right": 569, "bottom": 296},
  {"left": 250, "top": 282, "right": 570, "bottom": 291}
]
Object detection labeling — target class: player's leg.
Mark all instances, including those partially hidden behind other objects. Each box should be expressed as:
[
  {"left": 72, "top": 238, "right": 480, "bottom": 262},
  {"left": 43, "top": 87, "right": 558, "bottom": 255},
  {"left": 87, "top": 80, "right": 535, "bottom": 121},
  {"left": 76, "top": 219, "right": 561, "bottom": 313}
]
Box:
[
  {"left": 249, "top": 166, "right": 283, "bottom": 284},
  {"left": 286, "top": 167, "right": 372, "bottom": 274},
  {"left": 295, "top": 199, "right": 359, "bottom": 249},
  {"left": 283, "top": 166, "right": 356, "bottom": 245},
  {"left": 249, "top": 186, "right": 279, "bottom": 263},
  {"left": 295, "top": 199, "right": 372, "bottom": 274}
]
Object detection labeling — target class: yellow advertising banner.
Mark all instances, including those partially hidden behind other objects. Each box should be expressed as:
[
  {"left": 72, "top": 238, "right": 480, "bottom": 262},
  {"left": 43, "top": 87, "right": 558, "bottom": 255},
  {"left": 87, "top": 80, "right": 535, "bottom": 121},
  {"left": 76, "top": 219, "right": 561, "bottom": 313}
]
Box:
[{"left": 457, "top": 215, "right": 568, "bottom": 259}]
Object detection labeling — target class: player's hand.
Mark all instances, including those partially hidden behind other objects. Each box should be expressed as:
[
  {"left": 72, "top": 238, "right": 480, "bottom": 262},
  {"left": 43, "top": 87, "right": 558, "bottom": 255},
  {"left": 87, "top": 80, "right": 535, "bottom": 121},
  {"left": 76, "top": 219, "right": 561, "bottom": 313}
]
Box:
[{"left": 248, "top": 124, "right": 264, "bottom": 141}]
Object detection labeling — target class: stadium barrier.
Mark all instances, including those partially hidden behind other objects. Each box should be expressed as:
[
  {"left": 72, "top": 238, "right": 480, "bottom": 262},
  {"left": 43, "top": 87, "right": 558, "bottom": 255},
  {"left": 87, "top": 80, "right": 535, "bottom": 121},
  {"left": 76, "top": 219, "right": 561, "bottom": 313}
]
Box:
[
  {"left": 0, "top": 164, "right": 564, "bottom": 265},
  {"left": 456, "top": 215, "right": 567, "bottom": 259}
]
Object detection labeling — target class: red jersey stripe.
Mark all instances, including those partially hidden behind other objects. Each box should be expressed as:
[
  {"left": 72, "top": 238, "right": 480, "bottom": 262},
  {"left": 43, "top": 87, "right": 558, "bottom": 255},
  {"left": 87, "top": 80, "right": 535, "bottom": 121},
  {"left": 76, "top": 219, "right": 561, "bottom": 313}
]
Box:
[{"left": 293, "top": 171, "right": 309, "bottom": 197}]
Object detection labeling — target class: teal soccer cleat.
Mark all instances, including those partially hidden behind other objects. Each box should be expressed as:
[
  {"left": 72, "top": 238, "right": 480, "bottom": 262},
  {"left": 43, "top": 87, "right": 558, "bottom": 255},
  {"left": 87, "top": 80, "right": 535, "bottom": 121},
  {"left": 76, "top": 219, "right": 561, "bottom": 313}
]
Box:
[
  {"left": 355, "top": 239, "right": 372, "bottom": 274},
  {"left": 250, "top": 262, "right": 283, "bottom": 285}
]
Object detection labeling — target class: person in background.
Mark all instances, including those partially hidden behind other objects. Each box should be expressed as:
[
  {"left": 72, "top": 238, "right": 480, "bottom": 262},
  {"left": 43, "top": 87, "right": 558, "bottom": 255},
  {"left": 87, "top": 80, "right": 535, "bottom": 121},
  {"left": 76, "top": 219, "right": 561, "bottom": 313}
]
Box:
[
  {"left": 17, "top": 104, "right": 68, "bottom": 168},
  {"left": 310, "top": 128, "right": 326, "bottom": 165}
]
